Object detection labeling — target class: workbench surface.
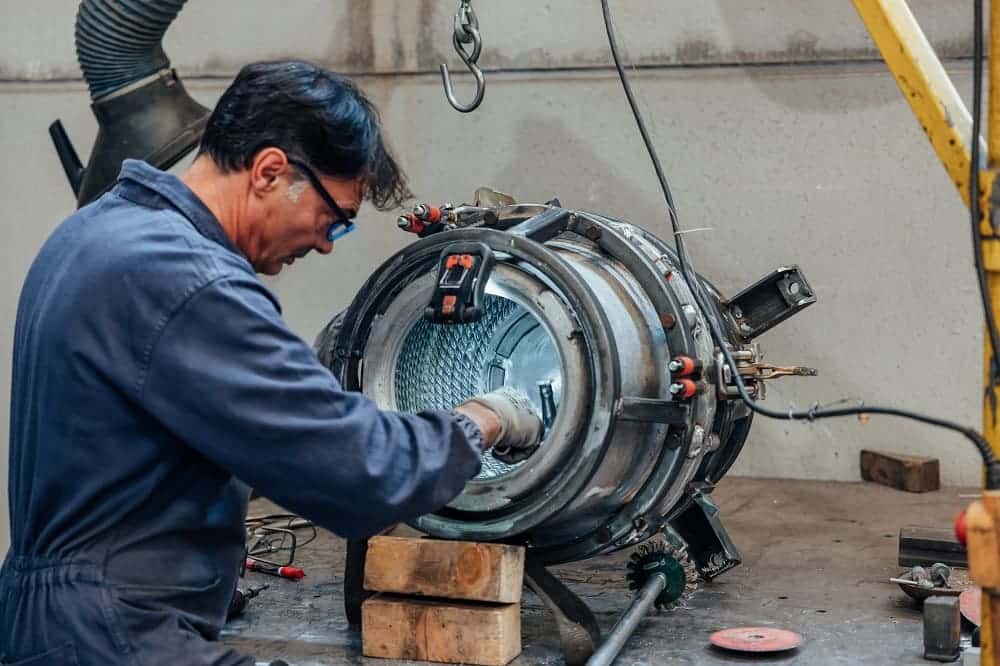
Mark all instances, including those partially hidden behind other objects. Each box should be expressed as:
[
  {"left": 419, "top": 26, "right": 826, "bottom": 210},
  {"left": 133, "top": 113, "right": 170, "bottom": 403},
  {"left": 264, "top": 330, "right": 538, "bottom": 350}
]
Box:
[{"left": 221, "top": 477, "right": 974, "bottom": 664}]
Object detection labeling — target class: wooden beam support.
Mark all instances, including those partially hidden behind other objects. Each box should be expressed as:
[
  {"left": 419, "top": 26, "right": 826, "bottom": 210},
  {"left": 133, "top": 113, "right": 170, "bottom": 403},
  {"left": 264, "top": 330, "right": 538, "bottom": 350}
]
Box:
[
  {"left": 362, "top": 595, "right": 521, "bottom": 666},
  {"left": 364, "top": 535, "right": 524, "bottom": 603}
]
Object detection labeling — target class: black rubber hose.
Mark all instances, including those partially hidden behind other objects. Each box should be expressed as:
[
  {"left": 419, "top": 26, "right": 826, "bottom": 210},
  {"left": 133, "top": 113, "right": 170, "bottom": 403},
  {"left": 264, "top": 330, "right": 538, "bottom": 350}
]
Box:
[{"left": 75, "top": 0, "right": 189, "bottom": 99}]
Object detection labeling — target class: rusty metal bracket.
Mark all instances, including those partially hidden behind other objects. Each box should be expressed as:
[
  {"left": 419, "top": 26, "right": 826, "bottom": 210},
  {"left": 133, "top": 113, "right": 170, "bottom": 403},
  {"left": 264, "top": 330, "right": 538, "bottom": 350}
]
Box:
[{"left": 524, "top": 555, "right": 600, "bottom": 666}]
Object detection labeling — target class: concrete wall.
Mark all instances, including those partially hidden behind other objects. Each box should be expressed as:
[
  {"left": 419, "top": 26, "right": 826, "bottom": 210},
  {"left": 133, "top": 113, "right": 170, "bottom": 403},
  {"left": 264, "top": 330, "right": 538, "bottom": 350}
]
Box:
[{"left": 0, "top": 1, "right": 986, "bottom": 552}]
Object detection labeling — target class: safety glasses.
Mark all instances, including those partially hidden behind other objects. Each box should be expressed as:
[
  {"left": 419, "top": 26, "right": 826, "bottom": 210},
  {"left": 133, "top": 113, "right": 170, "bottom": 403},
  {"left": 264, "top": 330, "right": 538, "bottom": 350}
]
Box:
[{"left": 287, "top": 158, "right": 357, "bottom": 241}]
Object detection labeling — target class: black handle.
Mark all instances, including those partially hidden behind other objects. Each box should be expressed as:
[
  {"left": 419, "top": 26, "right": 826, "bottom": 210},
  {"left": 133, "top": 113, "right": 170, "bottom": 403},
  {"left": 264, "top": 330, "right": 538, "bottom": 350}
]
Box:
[{"left": 48, "top": 119, "right": 85, "bottom": 196}]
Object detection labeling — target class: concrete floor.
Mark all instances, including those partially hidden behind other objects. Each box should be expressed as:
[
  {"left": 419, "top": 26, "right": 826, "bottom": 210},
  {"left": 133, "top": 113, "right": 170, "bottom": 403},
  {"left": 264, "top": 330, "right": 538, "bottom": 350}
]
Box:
[{"left": 221, "top": 478, "right": 977, "bottom": 665}]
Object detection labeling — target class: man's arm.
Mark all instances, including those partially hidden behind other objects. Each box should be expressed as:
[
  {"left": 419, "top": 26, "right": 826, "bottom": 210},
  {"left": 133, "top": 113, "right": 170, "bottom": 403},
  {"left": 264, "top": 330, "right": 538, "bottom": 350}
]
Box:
[
  {"left": 453, "top": 401, "right": 502, "bottom": 449},
  {"left": 141, "top": 275, "right": 485, "bottom": 538}
]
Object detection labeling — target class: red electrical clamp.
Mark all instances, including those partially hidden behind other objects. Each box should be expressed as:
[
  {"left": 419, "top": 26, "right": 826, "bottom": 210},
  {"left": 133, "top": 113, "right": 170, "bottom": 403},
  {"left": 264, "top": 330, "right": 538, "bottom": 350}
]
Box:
[
  {"left": 397, "top": 212, "right": 426, "bottom": 235},
  {"left": 668, "top": 355, "right": 703, "bottom": 378},
  {"left": 669, "top": 379, "right": 704, "bottom": 400},
  {"left": 398, "top": 203, "right": 447, "bottom": 236},
  {"left": 413, "top": 203, "right": 444, "bottom": 223}
]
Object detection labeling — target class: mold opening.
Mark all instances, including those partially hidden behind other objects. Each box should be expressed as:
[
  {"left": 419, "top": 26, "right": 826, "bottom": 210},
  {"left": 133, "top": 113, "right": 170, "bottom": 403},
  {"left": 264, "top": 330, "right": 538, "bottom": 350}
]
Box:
[{"left": 394, "top": 293, "right": 562, "bottom": 479}]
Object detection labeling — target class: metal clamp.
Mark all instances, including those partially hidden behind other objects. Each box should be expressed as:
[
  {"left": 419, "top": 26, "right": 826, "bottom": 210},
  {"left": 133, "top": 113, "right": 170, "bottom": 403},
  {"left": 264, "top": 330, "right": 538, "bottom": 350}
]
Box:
[
  {"left": 440, "top": 0, "right": 486, "bottom": 112},
  {"left": 425, "top": 242, "right": 495, "bottom": 323}
]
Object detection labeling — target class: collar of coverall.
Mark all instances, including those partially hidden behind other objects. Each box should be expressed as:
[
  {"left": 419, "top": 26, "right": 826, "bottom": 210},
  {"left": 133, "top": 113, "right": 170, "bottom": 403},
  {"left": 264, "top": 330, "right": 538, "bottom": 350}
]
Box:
[{"left": 113, "top": 159, "right": 243, "bottom": 258}]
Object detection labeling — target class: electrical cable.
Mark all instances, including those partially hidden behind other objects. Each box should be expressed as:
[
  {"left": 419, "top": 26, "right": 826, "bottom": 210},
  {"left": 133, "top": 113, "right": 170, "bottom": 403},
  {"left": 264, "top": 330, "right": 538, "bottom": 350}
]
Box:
[
  {"left": 245, "top": 513, "right": 318, "bottom": 563},
  {"left": 599, "top": 0, "right": 1000, "bottom": 487}
]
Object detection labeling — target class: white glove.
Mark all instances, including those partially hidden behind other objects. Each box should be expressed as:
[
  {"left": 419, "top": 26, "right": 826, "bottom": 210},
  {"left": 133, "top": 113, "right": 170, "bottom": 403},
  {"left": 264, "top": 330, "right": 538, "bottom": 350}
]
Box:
[{"left": 462, "top": 387, "right": 543, "bottom": 464}]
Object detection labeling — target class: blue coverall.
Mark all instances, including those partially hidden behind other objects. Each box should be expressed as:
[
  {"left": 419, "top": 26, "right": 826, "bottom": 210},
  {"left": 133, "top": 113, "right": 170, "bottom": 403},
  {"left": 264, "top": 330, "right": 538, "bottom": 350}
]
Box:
[{"left": 0, "top": 160, "right": 483, "bottom": 665}]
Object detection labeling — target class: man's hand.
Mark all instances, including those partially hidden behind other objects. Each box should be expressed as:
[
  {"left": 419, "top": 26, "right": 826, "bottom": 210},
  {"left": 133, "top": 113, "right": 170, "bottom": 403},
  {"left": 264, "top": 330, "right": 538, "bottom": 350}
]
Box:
[{"left": 454, "top": 387, "right": 543, "bottom": 464}]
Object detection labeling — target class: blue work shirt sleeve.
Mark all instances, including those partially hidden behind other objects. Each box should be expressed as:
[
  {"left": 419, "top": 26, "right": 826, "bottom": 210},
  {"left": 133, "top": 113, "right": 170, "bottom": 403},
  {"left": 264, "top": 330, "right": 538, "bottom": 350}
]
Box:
[{"left": 140, "top": 275, "right": 483, "bottom": 538}]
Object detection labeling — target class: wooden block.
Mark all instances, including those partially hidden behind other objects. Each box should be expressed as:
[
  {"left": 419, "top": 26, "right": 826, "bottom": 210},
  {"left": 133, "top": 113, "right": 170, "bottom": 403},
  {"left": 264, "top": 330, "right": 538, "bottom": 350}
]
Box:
[
  {"left": 364, "top": 536, "right": 524, "bottom": 603},
  {"left": 362, "top": 595, "right": 521, "bottom": 666},
  {"left": 860, "top": 449, "right": 940, "bottom": 493}
]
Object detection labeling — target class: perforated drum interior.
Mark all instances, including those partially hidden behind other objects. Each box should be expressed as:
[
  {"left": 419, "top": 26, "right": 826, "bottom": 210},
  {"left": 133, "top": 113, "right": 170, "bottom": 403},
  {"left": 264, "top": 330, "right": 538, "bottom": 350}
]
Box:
[{"left": 394, "top": 294, "right": 561, "bottom": 479}]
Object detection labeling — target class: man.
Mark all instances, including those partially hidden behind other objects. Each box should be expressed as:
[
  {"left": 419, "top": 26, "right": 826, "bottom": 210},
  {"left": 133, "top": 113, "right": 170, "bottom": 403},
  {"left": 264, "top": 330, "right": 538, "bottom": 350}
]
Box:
[{"left": 0, "top": 61, "right": 541, "bottom": 665}]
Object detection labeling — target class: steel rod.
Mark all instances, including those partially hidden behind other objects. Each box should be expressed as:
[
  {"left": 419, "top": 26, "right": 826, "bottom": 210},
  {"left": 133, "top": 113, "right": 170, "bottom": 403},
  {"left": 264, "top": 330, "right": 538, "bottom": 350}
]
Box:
[{"left": 586, "top": 573, "right": 666, "bottom": 666}]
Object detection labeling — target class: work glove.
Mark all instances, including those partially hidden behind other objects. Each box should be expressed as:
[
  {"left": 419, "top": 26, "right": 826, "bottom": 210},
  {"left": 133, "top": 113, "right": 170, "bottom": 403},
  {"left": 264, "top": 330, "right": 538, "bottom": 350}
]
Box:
[{"left": 463, "top": 387, "right": 543, "bottom": 464}]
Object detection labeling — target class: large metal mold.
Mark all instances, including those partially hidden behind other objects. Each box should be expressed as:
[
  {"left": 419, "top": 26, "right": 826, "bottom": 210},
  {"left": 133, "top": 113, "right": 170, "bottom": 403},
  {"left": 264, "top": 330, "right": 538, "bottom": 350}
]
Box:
[{"left": 318, "top": 203, "right": 815, "bottom": 566}]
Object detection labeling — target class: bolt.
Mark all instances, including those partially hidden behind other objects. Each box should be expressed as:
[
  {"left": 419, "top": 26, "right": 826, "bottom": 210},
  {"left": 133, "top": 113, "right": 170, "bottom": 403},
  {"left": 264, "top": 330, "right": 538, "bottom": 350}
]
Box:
[
  {"left": 668, "top": 359, "right": 683, "bottom": 372},
  {"left": 739, "top": 323, "right": 752, "bottom": 336},
  {"left": 706, "top": 433, "right": 721, "bottom": 452},
  {"left": 396, "top": 215, "right": 410, "bottom": 229},
  {"left": 660, "top": 313, "right": 677, "bottom": 330},
  {"left": 669, "top": 383, "right": 685, "bottom": 395},
  {"left": 731, "top": 305, "right": 743, "bottom": 319},
  {"left": 682, "top": 304, "right": 698, "bottom": 328},
  {"left": 585, "top": 226, "right": 603, "bottom": 241}
]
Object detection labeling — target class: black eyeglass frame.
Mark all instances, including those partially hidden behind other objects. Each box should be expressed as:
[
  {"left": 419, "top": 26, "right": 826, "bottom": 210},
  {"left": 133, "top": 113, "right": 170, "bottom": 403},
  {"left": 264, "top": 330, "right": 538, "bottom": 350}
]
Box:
[{"left": 286, "top": 158, "right": 357, "bottom": 241}]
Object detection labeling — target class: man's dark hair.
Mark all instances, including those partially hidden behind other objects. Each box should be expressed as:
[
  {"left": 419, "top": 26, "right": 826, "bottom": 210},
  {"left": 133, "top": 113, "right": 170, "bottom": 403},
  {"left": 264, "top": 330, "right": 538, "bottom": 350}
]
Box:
[{"left": 199, "top": 61, "right": 409, "bottom": 210}]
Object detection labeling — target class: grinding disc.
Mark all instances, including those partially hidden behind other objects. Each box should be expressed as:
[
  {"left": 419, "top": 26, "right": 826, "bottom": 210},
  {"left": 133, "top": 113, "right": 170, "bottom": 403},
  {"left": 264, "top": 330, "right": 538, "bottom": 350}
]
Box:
[
  {"left": 960, "top": 587, "right": 982, "bottom": 627},
  {"left": 709, "top": 627, "right": 802, "bottom": 653}
]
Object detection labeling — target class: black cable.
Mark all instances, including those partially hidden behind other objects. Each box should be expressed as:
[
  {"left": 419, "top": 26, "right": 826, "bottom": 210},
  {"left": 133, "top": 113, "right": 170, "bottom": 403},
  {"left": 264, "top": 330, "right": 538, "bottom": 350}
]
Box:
[
  {"left": 970, "top": 0, "right": 1000, "bottom": 426},
  {"left": 599, "top": 0, "right": 1000, "bottom": 487},
  {"left": 246, "top": 513, "right": 318, "bottom": 558}
]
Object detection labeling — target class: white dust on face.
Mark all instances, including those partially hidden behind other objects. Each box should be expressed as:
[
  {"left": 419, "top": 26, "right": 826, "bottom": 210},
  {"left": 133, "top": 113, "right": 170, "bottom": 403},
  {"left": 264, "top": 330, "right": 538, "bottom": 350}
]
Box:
[{"left": 286, "top": 179, "right": 308, "bottom": 203}]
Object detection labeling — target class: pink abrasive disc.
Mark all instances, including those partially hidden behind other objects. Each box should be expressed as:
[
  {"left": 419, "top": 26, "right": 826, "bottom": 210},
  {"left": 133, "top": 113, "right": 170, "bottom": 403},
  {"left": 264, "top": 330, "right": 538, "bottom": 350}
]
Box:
[
  {"left": 709, "top": 627, "right": 802, "bottom": 653},
  {"left": 960, "top": 587, "right": 982, "bottom": 627}
]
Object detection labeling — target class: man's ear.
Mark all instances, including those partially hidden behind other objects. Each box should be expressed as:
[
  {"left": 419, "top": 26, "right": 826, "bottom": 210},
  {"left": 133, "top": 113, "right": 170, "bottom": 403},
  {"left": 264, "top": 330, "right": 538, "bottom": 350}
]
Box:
[{"left": 249, "top": 148, "right": 290, "bottom": 195}]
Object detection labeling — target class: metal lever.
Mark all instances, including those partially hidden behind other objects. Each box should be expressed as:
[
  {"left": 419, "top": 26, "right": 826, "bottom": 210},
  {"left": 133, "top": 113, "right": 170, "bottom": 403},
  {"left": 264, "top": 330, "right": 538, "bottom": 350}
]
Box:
[
  {"left": 441, "top": 0, "right": 486, "bottom": 113},
  {"left": 740, "top": 363, "right": 818, "bottom": 380}
]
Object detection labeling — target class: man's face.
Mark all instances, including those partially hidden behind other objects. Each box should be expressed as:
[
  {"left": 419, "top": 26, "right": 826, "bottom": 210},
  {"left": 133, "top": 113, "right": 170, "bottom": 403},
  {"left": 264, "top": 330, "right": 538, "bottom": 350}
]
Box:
[{"left": 246, "top": 152, "right": 364, "bottom": 276}]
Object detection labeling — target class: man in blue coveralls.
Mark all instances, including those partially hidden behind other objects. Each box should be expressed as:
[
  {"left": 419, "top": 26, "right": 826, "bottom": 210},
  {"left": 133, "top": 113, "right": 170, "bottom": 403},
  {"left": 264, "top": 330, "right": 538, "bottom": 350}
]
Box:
[{"left": 0, "top": 61, "right": 542, "bottom": 665}]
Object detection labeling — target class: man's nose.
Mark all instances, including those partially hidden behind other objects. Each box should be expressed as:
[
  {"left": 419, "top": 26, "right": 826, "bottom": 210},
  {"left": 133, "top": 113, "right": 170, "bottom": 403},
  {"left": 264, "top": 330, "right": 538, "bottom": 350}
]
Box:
[{"left": 316, "top": 239, "right": 334, "bottom": 255}]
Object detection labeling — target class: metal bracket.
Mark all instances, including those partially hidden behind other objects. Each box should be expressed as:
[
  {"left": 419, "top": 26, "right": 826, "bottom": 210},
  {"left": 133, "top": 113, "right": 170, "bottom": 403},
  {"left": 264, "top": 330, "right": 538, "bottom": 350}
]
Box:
[
  {"left": 726, "top": 266, "right": 816, "bottom": 339},
  {"left": 524, "top": 555, "right": 600, "bottom": 666},
  {"left": 509, "top": 207, "right": 573, "bottom": 242},
  {"left": 615, "top": 397, "right": 689, "bottom": 425},
  {"left": 343, "top": 537, "right": 371, "bottom": 627},
  {"left": 668, "top": 490, "right": 741, "bottom": 580}
]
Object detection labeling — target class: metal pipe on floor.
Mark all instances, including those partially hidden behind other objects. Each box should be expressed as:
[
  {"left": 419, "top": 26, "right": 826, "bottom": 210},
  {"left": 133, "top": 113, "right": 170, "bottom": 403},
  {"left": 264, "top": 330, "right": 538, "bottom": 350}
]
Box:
[{"left": 586, "top": 572, "right": 667, "bottom": 666}]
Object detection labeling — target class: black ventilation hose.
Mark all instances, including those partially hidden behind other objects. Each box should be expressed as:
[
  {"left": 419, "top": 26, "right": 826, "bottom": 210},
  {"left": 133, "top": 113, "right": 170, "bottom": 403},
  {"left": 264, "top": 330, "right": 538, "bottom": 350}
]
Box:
[
  {"left": 51, "top": 0, "right": 210, "bottom": 207},
  {"left": 76, "top": 0, "right": 188, "bottom": 100}
]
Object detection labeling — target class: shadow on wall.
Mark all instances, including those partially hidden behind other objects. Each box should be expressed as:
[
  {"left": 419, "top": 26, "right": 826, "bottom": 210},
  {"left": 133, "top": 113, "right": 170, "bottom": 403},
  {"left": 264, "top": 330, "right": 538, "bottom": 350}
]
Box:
[
  {"left": 713, "top": 0, "right": 899, "bottom": 114},
  {"left": 490, "top": 113, "right": 661, "bottom": 228}
]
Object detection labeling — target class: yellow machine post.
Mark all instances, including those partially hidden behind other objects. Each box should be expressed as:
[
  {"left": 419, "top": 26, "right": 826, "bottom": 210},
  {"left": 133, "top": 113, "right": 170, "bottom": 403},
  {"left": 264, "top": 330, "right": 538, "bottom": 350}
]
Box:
[
  {"left": 850, "top": 0, "right": 1000, "bottom": 661},
  {"left": 850, "top": 0, "right": 981, "bottom": 206},
  {"left": 987, "top": 0, "right": 1000, "bottom": 658}
]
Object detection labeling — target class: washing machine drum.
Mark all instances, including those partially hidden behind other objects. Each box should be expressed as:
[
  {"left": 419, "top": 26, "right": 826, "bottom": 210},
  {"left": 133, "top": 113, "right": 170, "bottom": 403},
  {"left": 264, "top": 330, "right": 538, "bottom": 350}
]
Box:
[{"left": 317, "top": 206, "right": 791, "bottom": 565}]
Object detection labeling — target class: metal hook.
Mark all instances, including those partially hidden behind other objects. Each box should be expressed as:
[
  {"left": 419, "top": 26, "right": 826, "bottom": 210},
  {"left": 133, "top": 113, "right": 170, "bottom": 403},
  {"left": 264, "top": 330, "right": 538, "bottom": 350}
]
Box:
[{"left": 440, "top": 1, "right": 485, "bottom": 113}]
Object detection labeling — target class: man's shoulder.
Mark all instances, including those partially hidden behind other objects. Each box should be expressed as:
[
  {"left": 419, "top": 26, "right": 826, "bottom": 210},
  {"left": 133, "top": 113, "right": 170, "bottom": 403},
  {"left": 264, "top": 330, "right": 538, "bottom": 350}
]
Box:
[
  {"left": 72, "top": 190, "right": 254, "bottom": 287},
  {"left": 29, "top": 191, "right": 269, "bottom": 328}
]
